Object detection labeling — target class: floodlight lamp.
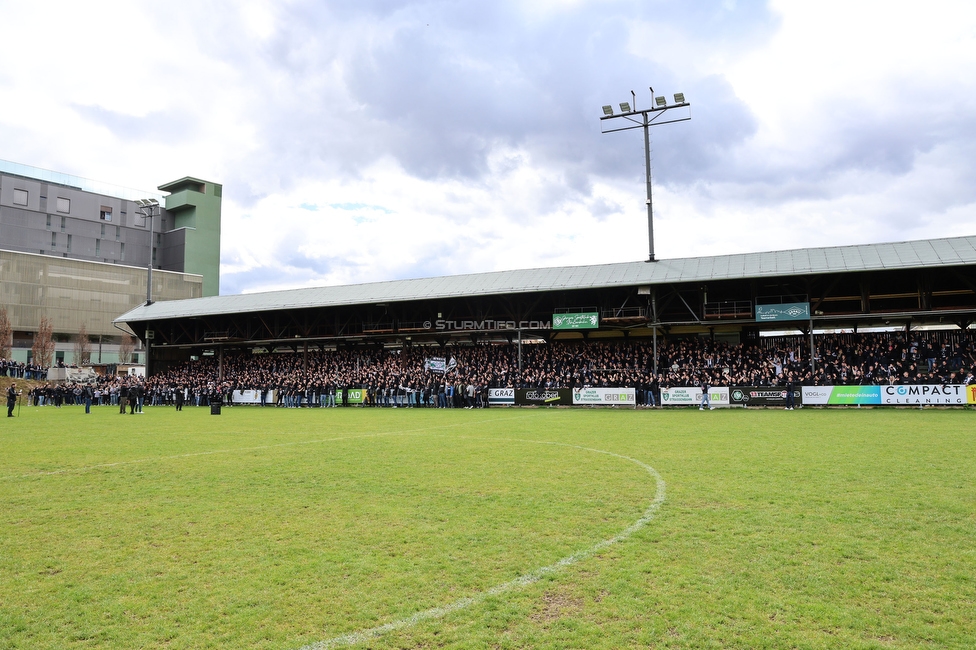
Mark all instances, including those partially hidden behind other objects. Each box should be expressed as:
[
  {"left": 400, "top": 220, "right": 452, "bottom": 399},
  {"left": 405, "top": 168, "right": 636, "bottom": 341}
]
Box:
[
  {"left": 674, "top": 92, "right": 685, "bottom": 103},
  {"left": 655, "top": 96, "right": 666, "bottom": 107},
  {"left": 619, "top": 102, "right": 631, "bottom": 113},
  {"left": 602, "top": 105, "right": 614, "bottom": 116}
]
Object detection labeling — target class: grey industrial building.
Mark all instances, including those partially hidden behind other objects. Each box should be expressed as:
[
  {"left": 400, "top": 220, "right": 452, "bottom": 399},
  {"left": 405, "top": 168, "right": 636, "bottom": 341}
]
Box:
[{"left": 0, "top": 160, "right": 222, "bottom": 366}]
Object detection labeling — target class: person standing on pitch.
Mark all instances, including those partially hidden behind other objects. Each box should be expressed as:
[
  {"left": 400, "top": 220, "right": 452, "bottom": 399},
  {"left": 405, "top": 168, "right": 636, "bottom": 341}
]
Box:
[
  {"left": 119, "top": 381, "right": 128, "bottom": 414},
  {"left": 699, "top": 376, "right": 712, "bottom": 411},
  {"left": 7, "top": 382, "right": 19, "bottom": 417}
]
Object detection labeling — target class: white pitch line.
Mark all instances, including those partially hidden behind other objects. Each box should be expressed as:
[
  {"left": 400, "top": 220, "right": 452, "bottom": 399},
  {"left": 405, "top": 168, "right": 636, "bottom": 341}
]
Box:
[
  {"left": 296, "top": 440, "right": 666, "bottom": 650},
  {"left": 0, "top": 414, "right": 529, "bottom": 482}
]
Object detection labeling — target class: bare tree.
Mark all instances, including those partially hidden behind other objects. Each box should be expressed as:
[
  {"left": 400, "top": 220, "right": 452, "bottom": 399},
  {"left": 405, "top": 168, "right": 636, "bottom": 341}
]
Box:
[
  {"left": 0, "top": 307, "right": 11, "bottom": 360},
  {"left": 118, "top": 332, "right": 134, "bottom": 365},
  {"left": 32, "top": 316, "right": 56, "bottom": 368},
  {"left": 74, "top": 323, "right": 92, "bottom": 366}
]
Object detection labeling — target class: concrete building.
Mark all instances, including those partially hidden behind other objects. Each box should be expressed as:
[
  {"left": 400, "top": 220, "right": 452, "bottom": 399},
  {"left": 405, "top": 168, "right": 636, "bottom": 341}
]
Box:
[{"left": 0, "top": 160, "right": 221, "bottom": 366}]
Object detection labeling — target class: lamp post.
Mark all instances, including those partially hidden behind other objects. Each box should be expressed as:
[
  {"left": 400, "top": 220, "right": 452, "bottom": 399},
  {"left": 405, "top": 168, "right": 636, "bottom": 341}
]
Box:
[
  {"left": 135, "top": 198, "right": 159, "bottom": 378},
  {"left": 135, "top": 198, "right": 160, "bottom": 305},
  {"left": 600, "top": 88, "right": 690, "bottom": 262}
]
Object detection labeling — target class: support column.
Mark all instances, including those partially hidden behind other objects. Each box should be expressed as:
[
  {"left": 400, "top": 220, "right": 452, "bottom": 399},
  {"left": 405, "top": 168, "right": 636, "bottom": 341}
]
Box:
[
  {"left": 518, "top": 328, "right": 523, "bottom": 372},
  {"left": 809, "top": 320, "right": 815, "bottom": 375}
]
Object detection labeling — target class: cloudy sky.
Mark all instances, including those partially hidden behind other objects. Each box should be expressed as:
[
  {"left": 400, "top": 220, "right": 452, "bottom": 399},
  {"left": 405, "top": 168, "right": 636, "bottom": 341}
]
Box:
[{"left": 2, "top": 0, "right": 974, "bottom": 295}]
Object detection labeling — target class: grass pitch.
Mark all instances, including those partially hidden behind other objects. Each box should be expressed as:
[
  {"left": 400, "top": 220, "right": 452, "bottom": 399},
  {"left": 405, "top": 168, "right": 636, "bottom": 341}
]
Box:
[{"left": 1, "top": 405, "right": 974, "bottom": 649}]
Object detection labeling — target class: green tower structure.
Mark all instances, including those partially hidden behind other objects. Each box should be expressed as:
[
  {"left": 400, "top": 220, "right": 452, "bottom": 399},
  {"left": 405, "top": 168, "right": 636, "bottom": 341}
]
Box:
[{"left": 158, "top": 177, "right": 222, "bottom": 297}]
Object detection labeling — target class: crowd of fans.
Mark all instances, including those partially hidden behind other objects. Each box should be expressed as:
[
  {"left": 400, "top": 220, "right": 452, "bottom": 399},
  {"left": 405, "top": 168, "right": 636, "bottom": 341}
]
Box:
[
  {"left": 13, "top": 330, "right": 976, "bottom": 408},
  {"left": 0, "top": 358, "right": 47, "bottom": 380}
]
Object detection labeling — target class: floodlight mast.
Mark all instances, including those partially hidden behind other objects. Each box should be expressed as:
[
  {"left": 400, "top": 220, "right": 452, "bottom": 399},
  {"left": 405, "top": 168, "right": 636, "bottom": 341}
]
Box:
[
  {"left": 135, "top": 198, "right": 160, "bottom": 305},
  {"left": 600, "top": 87, "right": 690, "bottom": 262}
]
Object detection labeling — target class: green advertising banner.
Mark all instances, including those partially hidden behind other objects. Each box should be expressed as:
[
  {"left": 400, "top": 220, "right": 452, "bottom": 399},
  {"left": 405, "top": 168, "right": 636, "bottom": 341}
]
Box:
[
  {"left": 755, "top": 302, "right": 811, "bottom": 322},
  {"left": 552, "top": 312, "right": 599, "bottom": 330}
]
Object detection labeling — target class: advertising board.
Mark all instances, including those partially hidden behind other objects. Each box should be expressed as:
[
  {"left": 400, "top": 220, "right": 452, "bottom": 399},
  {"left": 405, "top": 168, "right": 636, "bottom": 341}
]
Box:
[
  {"left": 515, "top": 388, "right": 572, "bottom": 406},
  {"left": 801, "top": 385, "right": 969, "bottom": 405},
  {"left": 661, "top": 387, "right": 730, "bottom": 406},
  {"left": 730, "top": 386, "right": 799, "bottom": 406},
  {"left": 800, "top": 386, "right": 878, "bottom": 405},
  {"left": 552, "top": 313, "right": 600, "bottom": 330},
  {"left": 755, "top": 302, "right": 810, "bottom": 322},
  {"left": 571, "top": 387, "right": 636, "bottom": 405},
  {"left": 231, "top": 389, "right": 275, "bottom": 404},
  {"left": 880, "top": 384, "right": 966, "bottom": 405},
  {"left": 968, "top": 384, "right": 976, "bottom": 405},
  {"left": 488, "top": 388, "right": 515, "bottom": 406}
]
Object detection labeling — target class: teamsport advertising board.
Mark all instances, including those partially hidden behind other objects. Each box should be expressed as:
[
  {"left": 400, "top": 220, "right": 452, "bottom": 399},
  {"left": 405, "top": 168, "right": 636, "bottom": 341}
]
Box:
[{"left": 729, "top": 387, "right": 801, "bottom": 406}]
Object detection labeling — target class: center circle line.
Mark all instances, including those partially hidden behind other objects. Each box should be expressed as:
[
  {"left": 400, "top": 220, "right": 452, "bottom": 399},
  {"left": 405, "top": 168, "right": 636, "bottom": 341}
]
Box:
[{"left": 297, "top": 437, "right": 665, "bottom": 650}]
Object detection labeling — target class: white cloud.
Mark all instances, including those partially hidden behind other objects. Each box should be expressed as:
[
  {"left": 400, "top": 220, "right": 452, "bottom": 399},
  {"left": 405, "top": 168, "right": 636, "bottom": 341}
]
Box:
[{"left": 1, "top": 0, "right": 975, "bottom": 297}]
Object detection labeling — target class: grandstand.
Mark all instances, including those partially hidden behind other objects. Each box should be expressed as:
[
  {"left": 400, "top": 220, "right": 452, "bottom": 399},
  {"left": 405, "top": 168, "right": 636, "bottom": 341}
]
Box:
[
  {"left": 116, "top": 235, "right": 976, "bottom": 361},
  {"left": 106, "top": 235, "right": 976, "bottom": 407}
]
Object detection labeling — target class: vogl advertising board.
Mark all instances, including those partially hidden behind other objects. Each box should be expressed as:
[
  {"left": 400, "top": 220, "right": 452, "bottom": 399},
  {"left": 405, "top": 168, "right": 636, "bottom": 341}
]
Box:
[{"left": 801, "top": 386, "right": 880, "bottom": 405}]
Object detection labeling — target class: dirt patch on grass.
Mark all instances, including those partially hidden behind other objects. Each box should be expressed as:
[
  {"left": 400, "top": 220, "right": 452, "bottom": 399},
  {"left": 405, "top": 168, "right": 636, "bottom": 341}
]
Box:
[{"left": 531, "top": 589, "right": 584, "bottom": 623}]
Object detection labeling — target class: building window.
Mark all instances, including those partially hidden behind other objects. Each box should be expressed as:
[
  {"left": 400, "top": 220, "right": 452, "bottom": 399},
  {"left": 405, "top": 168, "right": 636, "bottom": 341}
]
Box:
[
  {"left": 120, "top": 243, "right": 125, "bottom": 261},
  {"left": 51, "top": 232, "right": 57, "bottom": 248},
  {"left": 100, "top": 224, "right": 105, "bottom": 237},
  {"left": 13, "top": 189, "right": 28, "bottom": 206},
  {"left": 115, "top": 226, "right": 120, "bottom": 241},
  {"left": 66, "top": 234, "right": 72, "bottom": 252},
  {"left": 152, "top": 247, "right": 157, "bottom": 265},
  {"left": 95, "top": 239, "right": 101, "bottom": 256},
  {"left": 60, "top": 216, "right": 66, "bottom": 232},
  {"left": 100, "top": 207, "right": 113, "bottom": 222},
  {"left": 46, "top": 215, "right": 51, "bottom": 229},
  {"left": 56, "top": 197, "right": 70, "bottom": 213}
]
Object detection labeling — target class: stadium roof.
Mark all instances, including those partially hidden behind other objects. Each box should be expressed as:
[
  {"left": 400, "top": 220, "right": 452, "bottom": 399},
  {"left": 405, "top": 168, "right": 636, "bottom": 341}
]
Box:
[{"left": 116, "top": 235, "right": 976, "bottom": 324}]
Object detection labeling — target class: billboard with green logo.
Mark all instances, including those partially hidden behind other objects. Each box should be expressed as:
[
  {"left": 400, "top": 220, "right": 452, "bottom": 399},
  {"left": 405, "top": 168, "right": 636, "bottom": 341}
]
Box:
[
  {"left": 552, "top": 313, "right": 599, "bottom": 330},
  {"left": 755, "top": 302, "right": 810, "bottom": 322}
]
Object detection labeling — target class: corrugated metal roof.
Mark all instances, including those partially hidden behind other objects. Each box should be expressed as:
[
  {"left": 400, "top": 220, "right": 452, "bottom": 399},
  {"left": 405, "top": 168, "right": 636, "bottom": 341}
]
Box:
[{"left": 116, "top": 235, "right": 976, "bottom": 324}]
